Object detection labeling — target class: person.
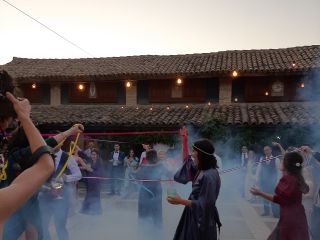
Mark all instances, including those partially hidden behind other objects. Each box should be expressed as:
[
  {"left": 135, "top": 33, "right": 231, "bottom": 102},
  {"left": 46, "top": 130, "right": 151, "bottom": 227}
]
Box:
[
  {"left": 244, "top": 147, "right": 258, "bottom": 201},
  {"left": 300, "top": 146, "right": 320, "bottom": 240},
  {"left": 250, "top": 152, "right": 309, "bottom": 240},
  {"left": 3, "top": 124, "right": 83, "bottom": 240},
  {"left": 167, "top": 139, "right": 221, "bottom": 240},
  {"left": 139, "top": 144, "right": 152, "bottom": 166},
  {"left": 39, "top": 143, "right": 82, "bottom": 240},
  {"left": 83, "top": 140, "right": 96, "bottom": 158},
  {"left": 108, "top": 143, "right": 125, "bottom": 195},
  {"left": 135, "top": 149, "right": 171, "bottom": 238},
  {"left": 123, "top": 149, "right": 139, "bottom": 197},
  {"left": 80, "top": 148, "right": 104, "bottom": 215},
  {"left": 0, "top": 91, "right": 54, "bottom": 226},
  {"left": 256, "top": 145, "right": 280, "bottom": 217}
]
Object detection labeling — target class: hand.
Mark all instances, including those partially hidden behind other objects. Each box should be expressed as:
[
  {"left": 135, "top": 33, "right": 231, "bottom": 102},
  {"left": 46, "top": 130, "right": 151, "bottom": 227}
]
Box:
[
  {"left": 69, "top": 124, "right": 84, "bottom": 135},
  {"left": 167, "top": 194, "right": 182, "bottom": 205},
  {"left": 300, "top": 146, "right": 313, "bottom": 155},
  {"left": 180, "top": 127, "right": 187, "bottom": 137},
  {"left": 250, "top": 187, "right": 261, "bottom": 196},
  {"left": 6, "top": 92, "right": 31, "bottom": 121}
]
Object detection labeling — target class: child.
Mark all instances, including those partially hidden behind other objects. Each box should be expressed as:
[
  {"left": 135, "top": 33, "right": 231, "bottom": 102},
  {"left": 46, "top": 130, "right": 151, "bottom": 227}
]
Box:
[{"left": 250, "top": 152, "right": 309, "bottom": 240}]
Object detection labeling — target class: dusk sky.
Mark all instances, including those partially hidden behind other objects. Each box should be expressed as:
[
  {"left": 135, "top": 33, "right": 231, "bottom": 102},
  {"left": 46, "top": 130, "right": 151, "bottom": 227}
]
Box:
[{"left": 0, "top": 0, "right": 319, "bottom": 64}]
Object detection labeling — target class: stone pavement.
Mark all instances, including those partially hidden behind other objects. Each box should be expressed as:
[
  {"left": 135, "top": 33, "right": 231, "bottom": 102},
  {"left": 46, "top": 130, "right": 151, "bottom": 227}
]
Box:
[{"left": 46, "top": 184, "right": 278, "bottom": 240}]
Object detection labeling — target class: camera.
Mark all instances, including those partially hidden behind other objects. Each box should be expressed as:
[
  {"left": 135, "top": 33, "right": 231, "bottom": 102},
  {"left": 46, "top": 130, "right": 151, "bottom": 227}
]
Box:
[{"left": 0, "top": 70, "right": 16, "bottom": 120}]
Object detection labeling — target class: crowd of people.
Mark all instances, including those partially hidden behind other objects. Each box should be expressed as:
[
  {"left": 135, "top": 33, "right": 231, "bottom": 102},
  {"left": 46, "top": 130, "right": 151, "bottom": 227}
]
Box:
[{"left": 1, "top": 70, "right": 320, "bottom": 240}]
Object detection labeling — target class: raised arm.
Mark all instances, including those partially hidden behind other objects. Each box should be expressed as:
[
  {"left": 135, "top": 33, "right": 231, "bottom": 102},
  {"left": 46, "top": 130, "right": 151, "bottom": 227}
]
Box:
[
  {"left": 0, "top": 93, "right": 54, "bottom": 223},
  {"left": 272, "top": 142, "right": 286, "bottom": 156}
]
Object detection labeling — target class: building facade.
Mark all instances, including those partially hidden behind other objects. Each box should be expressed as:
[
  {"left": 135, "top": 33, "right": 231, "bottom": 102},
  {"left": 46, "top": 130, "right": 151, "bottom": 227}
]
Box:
[{"left": 1, "top": 45, "right": 320, "bottom": 131}]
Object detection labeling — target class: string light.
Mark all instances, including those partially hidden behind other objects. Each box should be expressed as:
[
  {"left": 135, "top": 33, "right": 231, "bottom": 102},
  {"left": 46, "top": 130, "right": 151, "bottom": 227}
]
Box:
[
  {"left": 208, "top": 102, "right": 211, "bottom": 106},
  {"left": 150, "top": 107, "right": 153, "bottom": 111},
  {"left": 300, "top": 83, "right": 305, "bottom": 88},
  {"left": 126, "top": 81, "right": 131, "bottom": 88},
  {"left": 136, "top": 107, "right": 139, "bottom": 110},
  {"left": 31, "top": 83, "right": 37, "bottom": 89},
  {"left": 265, "top": 91, "right": 269, "bottom": 96},
  {"left": 78, "top": 83, "right": 85, "bottom": 91},
  {"left": 176, "top": 78, "right": 183, "bottom": 85},
  {"left": 166, "top": 106, "right": 170, "bottom": 110},
  {"left": 234, "top": 98, "right": 238, "bottom": 102},
  {"left": 185, "top": 105, "right": 189, "bottom": 109},
  {"left": 232, "top": 70, "right": 238, "bottom": 77},
  {"left": 292, "top": 62, "right": 296, "bottom": 68},
  {"left": 121, "top": 106, "right": 124, "bottom": 109}
]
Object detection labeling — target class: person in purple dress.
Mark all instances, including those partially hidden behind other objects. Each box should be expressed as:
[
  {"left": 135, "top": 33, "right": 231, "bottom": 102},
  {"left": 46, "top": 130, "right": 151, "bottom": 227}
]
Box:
[
  {"left": 167, "top": 139, "right": 221, "bottom": 240},
  {"left": 80, "top": 148, "right": 104, "bottom": 215}
]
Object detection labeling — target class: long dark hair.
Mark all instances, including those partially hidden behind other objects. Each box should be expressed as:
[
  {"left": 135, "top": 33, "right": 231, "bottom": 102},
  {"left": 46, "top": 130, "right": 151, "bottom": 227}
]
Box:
[
  {"left": 283, "top": 152, "right": 309, "bottom": 194},
  {"left": 127, "top": 149, "right": 136, "bottom": 159},
  {"left": 146, "top": 149, "right": 158, "bottom": 164},
  {"left": 192, "top": 139, "right": 217, "bottom": 170}
]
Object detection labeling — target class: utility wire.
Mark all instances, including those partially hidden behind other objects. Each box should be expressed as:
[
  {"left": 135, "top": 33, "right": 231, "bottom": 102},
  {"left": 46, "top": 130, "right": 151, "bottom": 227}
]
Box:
[{"left": 1, "top": 0, "right": 95, "bottom": 57}]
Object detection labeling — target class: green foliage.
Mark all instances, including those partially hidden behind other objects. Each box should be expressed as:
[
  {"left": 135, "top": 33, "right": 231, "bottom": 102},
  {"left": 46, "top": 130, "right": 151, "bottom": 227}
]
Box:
[{"left": 199, "top": 118, "right": 231, "bottom": 142}]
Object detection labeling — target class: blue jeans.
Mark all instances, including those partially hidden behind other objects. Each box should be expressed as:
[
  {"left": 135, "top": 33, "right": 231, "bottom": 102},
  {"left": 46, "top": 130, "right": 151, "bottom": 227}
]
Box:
[
  {"left": 3, "top": 194, "right": 43, "bottom": 240},
  {"left": 39, "top": 186, "right": 71, "bottom": 240}
]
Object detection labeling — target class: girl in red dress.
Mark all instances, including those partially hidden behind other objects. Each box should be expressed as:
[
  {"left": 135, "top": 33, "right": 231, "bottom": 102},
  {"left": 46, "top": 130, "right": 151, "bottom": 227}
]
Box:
[{"left": 251, "top": 152, "right": 309, "bottom": 240}]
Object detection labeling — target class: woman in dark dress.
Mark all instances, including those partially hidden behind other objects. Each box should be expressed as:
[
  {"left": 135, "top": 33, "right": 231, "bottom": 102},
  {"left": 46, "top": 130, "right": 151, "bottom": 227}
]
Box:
[
  {"left": 251, "top": 152, "right": 309, "bottom": 240},
  {"left": 80, "top": 148, "right": 103, "bottom": 215},
  {"left": 167, "top": 139, "right": 221, "bottom": 240}
]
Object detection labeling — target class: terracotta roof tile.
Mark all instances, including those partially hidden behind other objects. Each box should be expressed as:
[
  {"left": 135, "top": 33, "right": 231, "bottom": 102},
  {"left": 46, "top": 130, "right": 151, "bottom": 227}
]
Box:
[
  {"left": 2, "top": 45, "right": 319, "bottom": 82},
  {"left": 30, "top": 102, "right": 320, "bottom": 128}
]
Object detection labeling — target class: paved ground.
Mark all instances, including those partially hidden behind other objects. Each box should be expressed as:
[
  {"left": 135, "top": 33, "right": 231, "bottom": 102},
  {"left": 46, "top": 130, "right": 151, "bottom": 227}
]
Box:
[{"left": 47, "top": 176, "right": 278, "bottom": 240}]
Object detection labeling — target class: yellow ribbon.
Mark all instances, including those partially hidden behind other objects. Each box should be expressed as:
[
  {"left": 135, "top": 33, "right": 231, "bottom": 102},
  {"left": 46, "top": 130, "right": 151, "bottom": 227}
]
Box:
[
  {"left": 55, "top": 132, "right": 81, "bottom": 179},
  {"left": 0, "top": 160, "right": 8, "bottom": 181}
]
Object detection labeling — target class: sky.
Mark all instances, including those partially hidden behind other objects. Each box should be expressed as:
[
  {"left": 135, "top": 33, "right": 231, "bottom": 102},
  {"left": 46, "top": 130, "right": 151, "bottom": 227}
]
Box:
[{"left": 0, "top": 0, "right": 319, "bottom": 64}]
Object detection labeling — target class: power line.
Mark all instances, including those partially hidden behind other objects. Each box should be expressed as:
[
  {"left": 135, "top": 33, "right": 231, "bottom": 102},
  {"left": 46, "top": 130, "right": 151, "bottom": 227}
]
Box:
[{"left": 1, "top": 0, "right": 95, "bottom": 57}]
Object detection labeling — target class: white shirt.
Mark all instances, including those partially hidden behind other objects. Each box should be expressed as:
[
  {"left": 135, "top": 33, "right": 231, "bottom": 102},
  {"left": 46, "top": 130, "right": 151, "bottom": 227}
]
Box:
[
  {"left": 55, "top": 150, "right": 82, "bottom": 183},
  {"left": 241, "top": 153, "right": 248, "bottom": 167},
  {"left": 112, "top": 151, "right": 120, "bottom": 166}
]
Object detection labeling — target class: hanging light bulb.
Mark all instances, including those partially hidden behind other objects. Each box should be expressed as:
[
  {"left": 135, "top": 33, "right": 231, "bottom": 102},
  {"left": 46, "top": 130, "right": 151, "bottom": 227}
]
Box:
[
  {"left": 126, "top": 81, "right": 131, "bottom": 88},
  {"left": 265, "top": 91, "right": 269, "bottom": 96},
  {"left": 166, "top": 106, "right": 170, "bottom": 110},
  {"left": 31, "top": 83, "right": 37, "bottom": 89},
  {"left": 176, "top": 78, "right": 183, "bottom": 85},
  {"left": 300, "top": 83, "right": 305, "bottom": 88},
  {"left": 232, "top": 70, "right": 238, "bottom": 77},
  {"left": 208, "top": 102, "right": 211, "bottom": 106},
  {"left": 78, "top": 83, "right": 85, "bottom": 91},
  {"left": 234, "top": 98, "right": 238, "bottom": 102}
]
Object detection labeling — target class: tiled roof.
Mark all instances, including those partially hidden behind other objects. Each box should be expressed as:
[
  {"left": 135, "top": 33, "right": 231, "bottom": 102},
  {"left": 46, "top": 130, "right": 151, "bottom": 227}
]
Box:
[
  {"left": 31, "top": 102, "right": 320, "bottom": 129},
  {"left": 2, "top": 45, "right": 320, "bottom": 82}
]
